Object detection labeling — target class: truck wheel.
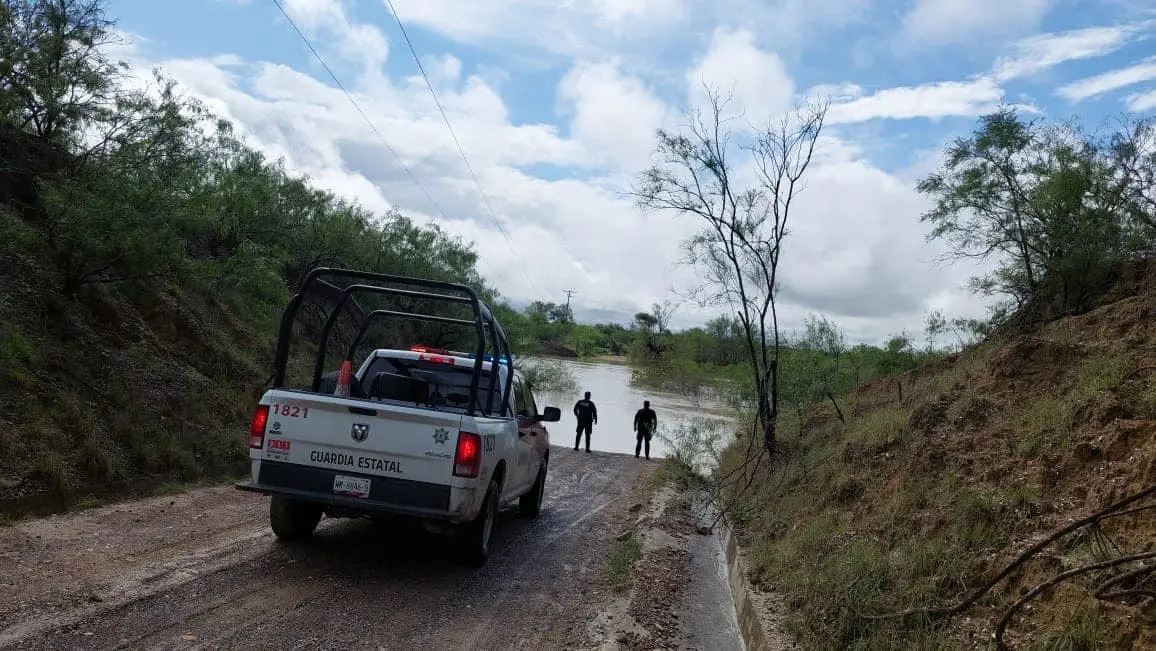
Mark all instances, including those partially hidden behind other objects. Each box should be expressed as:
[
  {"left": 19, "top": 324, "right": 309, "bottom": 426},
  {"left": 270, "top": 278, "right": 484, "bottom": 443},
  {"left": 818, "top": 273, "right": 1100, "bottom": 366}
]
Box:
[
  {"left": 455, "top": 479, "right": 499, "bottom": 567},
  {"left": 519, "top": 462, "right": 547, "bottom": 518},
  {"left": 269, "top": 496, "right": 323, "bottom": 541}
]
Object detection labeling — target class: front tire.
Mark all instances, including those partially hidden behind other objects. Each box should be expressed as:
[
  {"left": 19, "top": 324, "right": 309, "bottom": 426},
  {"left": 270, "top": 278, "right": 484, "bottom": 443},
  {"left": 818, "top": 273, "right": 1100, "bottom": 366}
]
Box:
[
  {"left": 269, "top": 496, "right": 323, "bottom": 541},
  {"left": 519, "top": 461, "right": 547, "bottom": 518},
  {"left": 456, "top": 479, "right": 499, "bottom": 567}
]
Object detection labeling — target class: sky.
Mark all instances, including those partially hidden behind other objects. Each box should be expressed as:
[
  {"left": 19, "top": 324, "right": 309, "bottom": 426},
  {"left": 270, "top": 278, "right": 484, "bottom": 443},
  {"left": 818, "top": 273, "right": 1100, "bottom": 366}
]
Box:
[{"left": 103, "top": 0, "right": 1156, "bottom": 344}]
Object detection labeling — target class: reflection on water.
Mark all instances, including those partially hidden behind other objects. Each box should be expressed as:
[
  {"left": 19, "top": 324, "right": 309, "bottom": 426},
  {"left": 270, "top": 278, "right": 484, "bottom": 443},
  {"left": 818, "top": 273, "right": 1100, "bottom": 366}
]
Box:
[{"left": 531, "top": 359, "right": 734, "bottom": 459}]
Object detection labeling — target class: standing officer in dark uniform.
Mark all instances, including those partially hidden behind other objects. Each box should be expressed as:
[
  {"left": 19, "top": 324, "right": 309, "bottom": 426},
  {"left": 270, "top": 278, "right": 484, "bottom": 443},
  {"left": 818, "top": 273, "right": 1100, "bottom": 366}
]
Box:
[
  {"left": 633, "top": 400, "right": 658, "bottom": 460},
  {"left": 573, "top": 391, "right": 597, "bottom": 453}
]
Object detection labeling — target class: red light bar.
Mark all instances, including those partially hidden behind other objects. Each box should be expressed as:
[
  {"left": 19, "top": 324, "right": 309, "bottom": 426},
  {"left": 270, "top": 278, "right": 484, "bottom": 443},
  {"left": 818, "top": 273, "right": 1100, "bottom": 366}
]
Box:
[{"left": 419, "top": 353, "right": 455, "bottom": 365}]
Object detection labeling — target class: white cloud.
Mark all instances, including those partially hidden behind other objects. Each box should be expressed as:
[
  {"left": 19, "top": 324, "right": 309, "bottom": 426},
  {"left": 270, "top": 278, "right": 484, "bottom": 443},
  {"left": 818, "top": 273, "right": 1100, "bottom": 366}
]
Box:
[
  {"left": 421, "top": 53, "right": 463, "bottom": 85},
  {"left": 591, "top": 0, "right": 688, "bottom": 25},
  {"left": 383, "top": 0, "right": 687, "bottom": 61},
  {"left": 993, "top": 22, "right": 1153, "bottom": 82},
  {"left": 687, "top": 28, "right": 794, "bottom": 123},
  {"left": 827, "top": 77, "right": 1004, "bottom": 124},
  {"left": 557, "top": 63, "right": 671, "bottom": 172},
  {"left": 279, "top": 0, "right": 389, "bottom": 71},
  {"left": 1126, "top": 88, "right": 1156, "bottom": 111},
  {"left": 775, "top": 158, "right": 967, "bottom": 324},
  {"left": 111, "top": 5, "right": 1014, "bottom": 342},
  {"left": 150, "top": 50, "right": 984, "bottom": 340},
  {"left": 903, "top": 0, "right": 1056, "bottom": 43},
  {"left": 703, "top": 0, "right": 874, "bottom": 51},
  {"left": 1056, "top": 57, "right": 1156, "bottom": 102},
  {"left": 805, "top": 83, "right": 866, "bottom": 104}
]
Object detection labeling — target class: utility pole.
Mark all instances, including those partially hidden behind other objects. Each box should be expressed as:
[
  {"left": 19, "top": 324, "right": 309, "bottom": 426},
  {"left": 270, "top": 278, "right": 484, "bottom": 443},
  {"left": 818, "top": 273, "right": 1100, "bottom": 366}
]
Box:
[
  {"left": 560, "top": 289, "right": 577, "bottom": 350},
  {"left": 562, "top": 289, "right": 577, "bottom": 317}
]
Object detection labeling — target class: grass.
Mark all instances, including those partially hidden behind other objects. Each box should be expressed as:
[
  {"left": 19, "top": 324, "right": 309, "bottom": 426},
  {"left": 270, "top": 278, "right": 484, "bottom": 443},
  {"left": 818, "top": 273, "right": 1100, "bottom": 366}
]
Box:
[
  {"left": 0, "top": 322, "right": 39, "bottom": 385},
  {"left": 29, "top": 449, "right": 68, "bottom": 494},
  {"left": 652, "top": 458, "right": 706, "bottom": 491},
  {"left": 1071, "top": 354, "right": 1130, "bottom": 400},
  {"left": 154, "top": 482, "right": 189, "bottom": 496},
  {"left": 72, "top": 495, "right": 104, "bottom": 510},
  {"left": 608, "top": 533, "right": 643, "bottom": 594},
  {"left": 1140, "top": 381, "right": 1156, "bottom": 418},
  {"left": 711, "top": 330, "right": 1156, "bottom": 649},
  {"left": 1011, "top": 394, "right": 1075, "bottom": 458},
  {"left": 950, "top": 488, "right": 1012, "bottom": 550},
  {"left": 80, "top": 435, "right": 120, "bottom": 484},
  {"left": 856, "top": 406, "right": 910, "bottom": 453},
  {"left": 1030, "top": 606, "right": 1110, "bottom": 651}
]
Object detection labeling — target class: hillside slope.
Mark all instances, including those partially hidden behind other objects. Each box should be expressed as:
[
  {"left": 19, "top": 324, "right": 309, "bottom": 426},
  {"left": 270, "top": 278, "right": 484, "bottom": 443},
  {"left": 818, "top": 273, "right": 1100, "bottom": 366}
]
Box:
[
  {"left": 0, "top": 250, "right": 267, "bottom": 510},
  {"left": 720, "top": 261, "right": 1156, "bottom": 649}
]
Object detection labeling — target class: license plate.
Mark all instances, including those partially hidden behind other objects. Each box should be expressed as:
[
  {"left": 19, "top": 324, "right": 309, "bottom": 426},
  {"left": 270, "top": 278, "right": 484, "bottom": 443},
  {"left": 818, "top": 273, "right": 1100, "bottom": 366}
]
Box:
[{"left": 333, "top": 475, "right": 371, "bottom": 498}]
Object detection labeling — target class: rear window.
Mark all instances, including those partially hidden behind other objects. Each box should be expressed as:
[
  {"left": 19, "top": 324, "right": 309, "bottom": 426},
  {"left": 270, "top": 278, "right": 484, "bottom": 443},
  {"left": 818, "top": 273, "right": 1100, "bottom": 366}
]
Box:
[{"left": 360, "top": 355, "right": 508, "bottom": 414}]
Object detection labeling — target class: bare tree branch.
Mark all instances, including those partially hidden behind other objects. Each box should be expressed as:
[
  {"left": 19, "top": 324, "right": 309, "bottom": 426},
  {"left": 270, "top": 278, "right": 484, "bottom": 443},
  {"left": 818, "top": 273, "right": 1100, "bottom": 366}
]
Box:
[{"left": 630, "top": 85, "right": 828, "bottom": 456}]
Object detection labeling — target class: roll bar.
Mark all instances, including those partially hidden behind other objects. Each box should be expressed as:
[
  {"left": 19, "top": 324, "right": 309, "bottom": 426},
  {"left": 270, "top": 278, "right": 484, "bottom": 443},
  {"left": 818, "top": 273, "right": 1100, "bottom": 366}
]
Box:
[{"left": 271, "top": 267, "right": 514, "bottom": 417}]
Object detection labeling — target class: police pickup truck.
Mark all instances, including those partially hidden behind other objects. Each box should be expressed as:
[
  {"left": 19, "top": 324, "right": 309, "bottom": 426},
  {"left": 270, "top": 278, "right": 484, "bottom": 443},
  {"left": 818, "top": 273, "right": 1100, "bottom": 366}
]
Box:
[{"left": 236, "top": 269, "right": 560, "bottom": 566}]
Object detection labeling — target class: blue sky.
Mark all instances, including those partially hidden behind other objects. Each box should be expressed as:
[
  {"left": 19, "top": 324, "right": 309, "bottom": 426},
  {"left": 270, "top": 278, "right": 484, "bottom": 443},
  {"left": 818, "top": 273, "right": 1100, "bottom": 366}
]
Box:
[{"left": 105, "top": 0, "right": 1156, "bottom": 342}]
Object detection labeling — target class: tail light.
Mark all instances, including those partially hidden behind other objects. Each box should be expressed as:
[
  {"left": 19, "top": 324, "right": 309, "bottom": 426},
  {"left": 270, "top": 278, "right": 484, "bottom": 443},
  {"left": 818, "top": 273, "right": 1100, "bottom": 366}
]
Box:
[
  {"left": 453, "top": 431, "right": 482, "bottom": 478},
  {"left": 249, "top": 405, "right": 269, "bottom": 449}
]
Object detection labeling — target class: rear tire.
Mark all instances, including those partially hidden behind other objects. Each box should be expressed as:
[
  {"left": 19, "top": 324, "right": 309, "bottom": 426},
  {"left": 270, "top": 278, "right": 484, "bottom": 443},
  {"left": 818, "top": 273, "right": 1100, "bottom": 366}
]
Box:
[
  {"left": 455, "top": 479, "right": 499, "bottom": 567},
  {"left": 269, "top": 497, "right": 323, "bottom": 541},
  {"left": 519, "top": 461, "right": 547, "bottom": 518}
]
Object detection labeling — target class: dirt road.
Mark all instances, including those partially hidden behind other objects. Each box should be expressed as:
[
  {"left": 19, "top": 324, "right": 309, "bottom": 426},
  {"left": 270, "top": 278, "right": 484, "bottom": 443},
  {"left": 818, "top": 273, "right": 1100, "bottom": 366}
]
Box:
[{"left": 0, "top": 447, "right": 654, "bottom": 650}]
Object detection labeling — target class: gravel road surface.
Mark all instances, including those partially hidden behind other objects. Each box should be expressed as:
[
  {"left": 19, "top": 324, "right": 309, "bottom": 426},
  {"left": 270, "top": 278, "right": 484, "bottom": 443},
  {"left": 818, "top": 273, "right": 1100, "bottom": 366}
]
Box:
[{"left": 0, "top": 447, "right": 654, "bottom": 650}]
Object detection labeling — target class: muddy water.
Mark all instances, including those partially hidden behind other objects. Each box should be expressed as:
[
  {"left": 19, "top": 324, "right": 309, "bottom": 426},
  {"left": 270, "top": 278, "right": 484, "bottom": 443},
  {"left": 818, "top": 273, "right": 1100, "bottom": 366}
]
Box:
[{"left": 531, "top": 359, "right": 734, "bottom": 459}]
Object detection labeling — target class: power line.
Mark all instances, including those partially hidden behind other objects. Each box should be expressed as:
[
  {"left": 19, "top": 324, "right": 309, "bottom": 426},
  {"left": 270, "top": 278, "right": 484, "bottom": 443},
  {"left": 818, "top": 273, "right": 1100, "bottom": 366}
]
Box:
[
  {"left": 269, "top": 0, "right": 450, "bottom": 222},
  {"left": 382, "top": 0, "right": 542, "bottom": 298},
  {"left": 563, "top": 289, "right": 577, "bottom": 312}
]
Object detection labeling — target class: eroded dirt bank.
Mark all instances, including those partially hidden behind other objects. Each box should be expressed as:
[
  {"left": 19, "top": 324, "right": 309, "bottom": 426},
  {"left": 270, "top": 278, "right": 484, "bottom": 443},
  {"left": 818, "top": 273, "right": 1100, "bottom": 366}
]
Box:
[{"left": 0, "top": 448, "right": 660, "bottom": 650}]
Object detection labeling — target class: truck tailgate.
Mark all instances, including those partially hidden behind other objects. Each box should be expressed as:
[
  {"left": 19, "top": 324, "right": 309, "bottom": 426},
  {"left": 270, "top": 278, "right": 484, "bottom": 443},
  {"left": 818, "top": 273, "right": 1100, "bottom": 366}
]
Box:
[{"left": 259, "top": 390, "right": 463, "bottom": 486}]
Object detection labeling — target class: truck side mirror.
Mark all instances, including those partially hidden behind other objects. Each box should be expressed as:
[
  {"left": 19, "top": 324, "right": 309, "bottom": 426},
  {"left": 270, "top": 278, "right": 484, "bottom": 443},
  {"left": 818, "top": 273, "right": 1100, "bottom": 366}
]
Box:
[{"left": 536, "top": 406, "right": 561, "bottom": 422}]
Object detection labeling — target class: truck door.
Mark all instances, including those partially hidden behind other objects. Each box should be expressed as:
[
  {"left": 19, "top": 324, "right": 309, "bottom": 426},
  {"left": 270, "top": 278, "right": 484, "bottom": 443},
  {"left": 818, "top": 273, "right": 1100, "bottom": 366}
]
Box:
[
  {"left": 523, "top": 382, "right": 548, "bottom": 468},
  {"left": 512, "top": 377, "right": 537, "bottom": 495}
]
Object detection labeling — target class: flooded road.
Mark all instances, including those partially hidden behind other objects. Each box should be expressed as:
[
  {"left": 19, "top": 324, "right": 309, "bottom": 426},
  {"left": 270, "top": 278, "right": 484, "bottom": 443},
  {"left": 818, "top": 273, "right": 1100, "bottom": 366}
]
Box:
[{"left": 531, "top": 359, "right": 734, "bottom": 460}]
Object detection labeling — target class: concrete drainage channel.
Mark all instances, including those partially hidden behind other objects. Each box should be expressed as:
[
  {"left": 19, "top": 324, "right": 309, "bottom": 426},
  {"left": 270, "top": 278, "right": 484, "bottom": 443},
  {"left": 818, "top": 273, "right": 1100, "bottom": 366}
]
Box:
[
  {"left": 718, "top": 519, "right": 789, "bottom": 651},
  {"left": 695, "top": 492, "right": 796, "bottom": 651},
  {"left": 590, "top": 487, "right": 794, "bottom": 650}
]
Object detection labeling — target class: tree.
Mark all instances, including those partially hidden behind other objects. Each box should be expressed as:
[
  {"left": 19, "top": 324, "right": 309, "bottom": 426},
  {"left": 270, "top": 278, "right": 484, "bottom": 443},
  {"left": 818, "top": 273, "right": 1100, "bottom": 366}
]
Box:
[
  {"left": 797, "top": 313, "right": 848, "bottom": 422},
  {"left": 0, "top": 0, "right": 120, "bottom": 142},
  {"left": 918, "top": 108, "right": 1139, "bottom": 320},
  {"left": 1104, "top": 116, "right": 1156, "bottom": 238},
  {"left": 924, "top": 309, "right": 948, "bottom": 351},
  {"left": 704, "top": 314, "right": 745, "bottom": 365},
  {"left": 632, "top": 86, "right": 828, "bottom": 453},
  {"left": 917, "top": 109, "right": 1043, "bottom": 306}
]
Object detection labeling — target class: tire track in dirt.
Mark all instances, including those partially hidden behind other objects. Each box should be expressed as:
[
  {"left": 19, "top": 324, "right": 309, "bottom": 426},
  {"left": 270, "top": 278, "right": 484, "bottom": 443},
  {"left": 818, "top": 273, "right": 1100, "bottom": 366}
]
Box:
[{"left": 0, "top": 447, "right": 655, "bottom": 650}]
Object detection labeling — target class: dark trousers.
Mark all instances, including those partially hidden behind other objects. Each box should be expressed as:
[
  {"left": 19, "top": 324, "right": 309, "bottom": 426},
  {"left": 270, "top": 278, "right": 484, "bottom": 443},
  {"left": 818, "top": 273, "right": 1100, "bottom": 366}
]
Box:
[
  {"left": 575, "top": 421, "right": 592, "bottom": 451},
  {"left": 635, "top": 431, "right": 653, "bottom": 458}
]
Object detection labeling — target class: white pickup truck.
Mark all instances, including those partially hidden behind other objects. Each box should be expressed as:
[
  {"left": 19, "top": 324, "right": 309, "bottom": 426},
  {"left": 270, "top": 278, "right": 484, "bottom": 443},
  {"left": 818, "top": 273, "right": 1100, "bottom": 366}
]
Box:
[{"left": 236, "top": 269, "right": 560, "bottom": 566}]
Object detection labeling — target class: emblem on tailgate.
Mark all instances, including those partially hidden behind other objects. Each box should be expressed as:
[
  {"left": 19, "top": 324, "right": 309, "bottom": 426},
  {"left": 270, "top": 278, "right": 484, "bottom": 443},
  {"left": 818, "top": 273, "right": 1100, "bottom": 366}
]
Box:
[
  {"left": 432, "top": 427, "right": 450, "bottom": 445},
  {"left": 351, "top": 423, "right": 370, "bottom": 442}
]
